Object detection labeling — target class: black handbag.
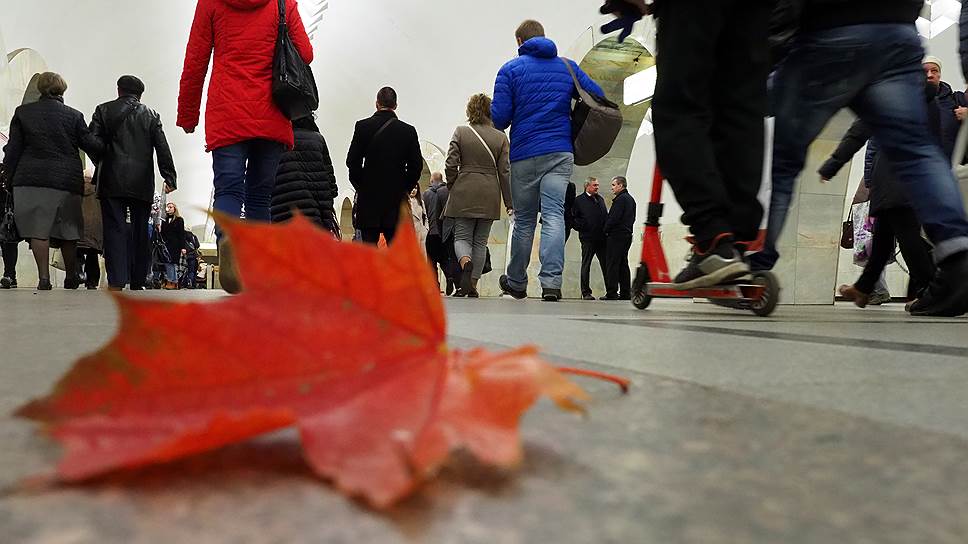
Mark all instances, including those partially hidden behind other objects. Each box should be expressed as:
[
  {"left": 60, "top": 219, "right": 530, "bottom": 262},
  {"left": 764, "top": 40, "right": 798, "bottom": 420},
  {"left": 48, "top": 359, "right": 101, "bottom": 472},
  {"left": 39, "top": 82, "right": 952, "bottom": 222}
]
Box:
[
  {"left": 0, "top": 188, "right": 19, "bottom": 244},
  {"left": 272, "top": 0, "right": 318, "bottom": 120}
]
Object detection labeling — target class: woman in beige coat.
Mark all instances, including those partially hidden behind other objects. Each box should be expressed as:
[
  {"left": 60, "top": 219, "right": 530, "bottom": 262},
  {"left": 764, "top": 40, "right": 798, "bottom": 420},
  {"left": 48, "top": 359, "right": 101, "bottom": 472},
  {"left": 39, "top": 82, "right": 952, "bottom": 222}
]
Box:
[{"left": 444, "top": 93, "right": 513, "bottom": 298}]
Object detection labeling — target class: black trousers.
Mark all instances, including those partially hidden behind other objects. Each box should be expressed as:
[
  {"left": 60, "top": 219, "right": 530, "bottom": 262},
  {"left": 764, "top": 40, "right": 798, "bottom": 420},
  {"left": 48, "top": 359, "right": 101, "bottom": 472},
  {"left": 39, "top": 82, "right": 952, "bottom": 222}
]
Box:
[
  {"left": 579, "top": 237, "right": 607, "bottom": 296},
  {"left": 101, "top": 198, "right": 150, "bottom": 289},
  {"left": 652, "top": 0, "right": 770, "bottom": 247},
  {"left": 605, "top": 234, "right": 633, "bottom": 297},
  {"left": 426, "top": 233, "right": 453, "bottom": 283},
  {"left": 77, "top": 248, "right": 100, "bottom": 287},
  {"left": 360, "top": 226, "right": 397, "bottom": 245},
  {"left": 856, "top": 207, "right": 935, "bottom": 298},
  {"left": 1, "top": 242, "right": 17, "bottom": 279}
]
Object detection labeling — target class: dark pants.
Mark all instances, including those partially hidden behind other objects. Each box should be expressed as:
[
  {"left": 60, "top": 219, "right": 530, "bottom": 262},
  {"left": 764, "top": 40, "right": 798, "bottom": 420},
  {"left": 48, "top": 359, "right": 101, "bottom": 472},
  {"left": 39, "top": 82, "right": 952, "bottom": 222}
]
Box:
[
  {"left": 212, "top": 139, "right": 285, "bottom": 238},
  {"left": 101, "top": 198, "right": 150, "bottom": 289},
  {"left": 579, "top": 237, "right": 607, "bottom": 297},
  {"left": 605, "top": 234, "right": 633, "bottom": 298},
  {"left": 426, "top": 233, "right": 452, "bottom": 283},
  {"left": 1, "top": 242, "right": 17, "bottom": 279},
  {"left": 77, "top": 248, "right": 100, "bottom": 288},
  {"left": 360, "top": 226, "right": 397, "bottom": 245},
  {"left": 652, "top": 0, "right": 769, "bottom": 247},
  {"left": 856, "top": 207, "right": 936, "bottom": 299}
]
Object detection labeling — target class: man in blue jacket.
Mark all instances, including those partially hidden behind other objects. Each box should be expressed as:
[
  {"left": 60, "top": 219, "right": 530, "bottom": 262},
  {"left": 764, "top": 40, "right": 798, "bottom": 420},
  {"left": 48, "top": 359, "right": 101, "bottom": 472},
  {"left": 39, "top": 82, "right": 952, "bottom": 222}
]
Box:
[{"left": 492, "top": 20, "right": 603, "bottom": 302}]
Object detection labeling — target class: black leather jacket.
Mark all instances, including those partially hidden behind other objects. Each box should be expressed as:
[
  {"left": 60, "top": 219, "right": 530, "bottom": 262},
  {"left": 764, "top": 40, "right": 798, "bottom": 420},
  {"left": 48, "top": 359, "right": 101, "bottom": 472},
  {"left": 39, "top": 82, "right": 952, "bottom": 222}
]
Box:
[{"left": 89, "top": 95, "right": 176, "bottom": 203}]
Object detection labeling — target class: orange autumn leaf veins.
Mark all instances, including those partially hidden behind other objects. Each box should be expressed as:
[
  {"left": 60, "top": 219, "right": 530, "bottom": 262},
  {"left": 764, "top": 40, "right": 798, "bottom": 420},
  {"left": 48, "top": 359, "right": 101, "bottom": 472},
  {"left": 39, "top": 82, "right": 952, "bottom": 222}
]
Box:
[{"left": 15, "top": 212, "right": 614, "bottom": 508}]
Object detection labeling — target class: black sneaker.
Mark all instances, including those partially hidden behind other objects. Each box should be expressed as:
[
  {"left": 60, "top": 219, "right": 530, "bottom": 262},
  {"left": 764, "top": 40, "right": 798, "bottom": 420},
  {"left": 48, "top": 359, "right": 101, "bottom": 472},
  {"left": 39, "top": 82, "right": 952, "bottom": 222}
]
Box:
[
  {"left": 0, "top": 276, "right": 14, "bottom": 289},
  {"left": 64, "top": 275, "right": 81, "bottom": 290},
  {"left": 86, "top": 284, "right": 98, "bottom": 290},
  {"left": 908, "top": 251, "right": 968, "bottom": 317},
  {"left": 672, "top": 234, "right": 750, "bottom": 290},
  {"left": 542, "top": 288, "right": 561, "bottom": 302},
  {"left": 499, "top": 274, "right": 527, "bottom": 299},
  {"left": 600, "top": 294, "right": 619, "bottom": 300},
  {"left": 582, "top": 294, "right": 595, "bottom": 301}
]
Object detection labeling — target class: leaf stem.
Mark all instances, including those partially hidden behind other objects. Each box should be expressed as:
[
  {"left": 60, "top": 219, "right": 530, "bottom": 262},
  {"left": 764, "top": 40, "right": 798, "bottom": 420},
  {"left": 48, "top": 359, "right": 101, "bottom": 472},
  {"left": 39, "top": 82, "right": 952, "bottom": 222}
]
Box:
[{"left": 556, "top": 367, "right": 630, "bottom": 393}]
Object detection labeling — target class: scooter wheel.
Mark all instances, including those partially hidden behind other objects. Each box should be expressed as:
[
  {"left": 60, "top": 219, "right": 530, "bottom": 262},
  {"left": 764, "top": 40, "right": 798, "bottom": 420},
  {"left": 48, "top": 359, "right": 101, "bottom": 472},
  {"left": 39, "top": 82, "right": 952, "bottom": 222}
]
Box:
[
  {"left": 631, "top": 265, "right": 652, "bottom": 310},
  {"left": 750, "top": 272, "right": 780, "bottom": 317}
]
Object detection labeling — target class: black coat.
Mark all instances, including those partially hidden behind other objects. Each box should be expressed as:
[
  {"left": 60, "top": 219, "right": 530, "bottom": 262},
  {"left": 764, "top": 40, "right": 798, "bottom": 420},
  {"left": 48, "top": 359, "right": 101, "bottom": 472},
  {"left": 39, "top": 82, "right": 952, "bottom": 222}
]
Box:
[
  {"left": 604, "top": 189, "right": 636, "bottom": 238},
  {"left": 2, "top": 96, "right": 101, "bottom": 195},
  {"left": 423, "top": 181, "right": 452, "bottom": 239},
  {"left": 89, "top": 95, "right": 176, "bottom": 202},
  {"left": 272, "top": 128, "right": 339, "bottom": 228},
  {"left": 573, "top": 191, "right": 608, "bottom": 242},
  {"left": 345, "top": 110, "right": 423, "bottom": 230},
  {"left": 160, "top": 216, "right": 185, "bottom": 264},
  {"left": 819, "top": 93, "right": 944, "bottom": 215},
  {"left": 565, "top": 182, "right": 576, "bottom": 234}
]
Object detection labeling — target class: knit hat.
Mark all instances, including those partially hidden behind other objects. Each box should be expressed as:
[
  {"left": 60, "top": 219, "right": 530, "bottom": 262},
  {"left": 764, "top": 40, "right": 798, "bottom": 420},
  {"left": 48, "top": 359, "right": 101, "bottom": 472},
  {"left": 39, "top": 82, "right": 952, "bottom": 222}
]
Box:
[{"left": 924, "top": 56, "right": 943, "bottom": 71}]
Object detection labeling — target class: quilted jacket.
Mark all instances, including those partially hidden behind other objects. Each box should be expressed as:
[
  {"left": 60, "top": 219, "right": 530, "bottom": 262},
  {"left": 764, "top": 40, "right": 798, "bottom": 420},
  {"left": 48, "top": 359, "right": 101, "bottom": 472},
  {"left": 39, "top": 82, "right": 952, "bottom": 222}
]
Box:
[
  {"left": 177, "top": 0, "right": 314, "bottom": 151},
  {"left": 491, "top": 37, "right": 603, "bottom": 163},
  {"left": 2, "top": 96, "right": 101, "bottom": 195},
  {"left": 271, "top": 127, "right": 338, "bottom": 227}
]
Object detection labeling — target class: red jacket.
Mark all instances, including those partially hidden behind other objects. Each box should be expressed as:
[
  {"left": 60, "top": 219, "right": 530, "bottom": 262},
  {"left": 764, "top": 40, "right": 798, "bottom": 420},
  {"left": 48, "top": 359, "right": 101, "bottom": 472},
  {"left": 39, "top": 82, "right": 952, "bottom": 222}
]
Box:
[{"left": 177, "top": 0, "right": 314, "bottom": 152}]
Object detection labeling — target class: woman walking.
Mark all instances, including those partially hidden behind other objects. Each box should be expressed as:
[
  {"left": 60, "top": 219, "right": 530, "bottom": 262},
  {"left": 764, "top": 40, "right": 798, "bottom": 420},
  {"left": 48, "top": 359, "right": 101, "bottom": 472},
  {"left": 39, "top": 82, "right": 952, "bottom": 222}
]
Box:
[
  {"left": 177, "top": 0, "right": 313, "bottom": 292},
  {"left": 1, "top": 72, "right": 101, "bottom": 290},
  {"left": 444, "top": 93, "right": 513, "bottom": 297}
]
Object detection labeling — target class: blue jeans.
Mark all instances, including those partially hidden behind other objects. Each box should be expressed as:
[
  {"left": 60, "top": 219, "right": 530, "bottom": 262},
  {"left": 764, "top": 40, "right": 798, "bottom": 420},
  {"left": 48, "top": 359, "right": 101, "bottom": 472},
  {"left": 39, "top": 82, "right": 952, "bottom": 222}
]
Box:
[
  {"left": 754, "top": 24, "right": 968, "bottom": 270},
  {"left": 506, "top": 152, "right": 574, "bottom": 290},
  {"left": 165, "top": 263, "right": 177, "bottom": 282},
  {"left": 212, "top": 139, "right": 285, "bottom": 238}
]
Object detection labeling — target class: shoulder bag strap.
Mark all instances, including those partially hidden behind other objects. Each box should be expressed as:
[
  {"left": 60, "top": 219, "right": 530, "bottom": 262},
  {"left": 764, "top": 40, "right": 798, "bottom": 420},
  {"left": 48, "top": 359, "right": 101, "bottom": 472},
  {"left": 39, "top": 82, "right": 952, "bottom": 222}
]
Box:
[
  {"left": 365, "top": 118, "right": 395, "bottom": 157},
  {"left": 467, "top": 125, "right": 497, "bottom": 168},
  {"left": 559, "top": 57, "right": 582, "bottom": 95},
  {"left": 277, "top": 0, "right": 287, "bottom": 26}
]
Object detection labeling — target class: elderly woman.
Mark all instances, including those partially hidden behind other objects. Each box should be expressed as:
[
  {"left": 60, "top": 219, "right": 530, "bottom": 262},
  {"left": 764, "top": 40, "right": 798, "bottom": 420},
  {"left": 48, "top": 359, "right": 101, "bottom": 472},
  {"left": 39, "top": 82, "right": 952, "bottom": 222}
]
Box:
[
  {"left": 1, "top": 72, "right": 101, "bottom": 290},
  {"left": 444, "top": 93, "right": 513, "bottom": 298}
]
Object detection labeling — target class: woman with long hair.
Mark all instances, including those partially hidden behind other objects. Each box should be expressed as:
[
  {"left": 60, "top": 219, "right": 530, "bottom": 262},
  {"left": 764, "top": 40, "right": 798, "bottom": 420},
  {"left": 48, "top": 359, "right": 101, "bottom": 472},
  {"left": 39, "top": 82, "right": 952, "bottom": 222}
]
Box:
[
  {"left": 443, "top": 93, "right": 513, "bottom": 297},
  {"left": 160, "top": 202, "right": 186, "bottom": 290}
]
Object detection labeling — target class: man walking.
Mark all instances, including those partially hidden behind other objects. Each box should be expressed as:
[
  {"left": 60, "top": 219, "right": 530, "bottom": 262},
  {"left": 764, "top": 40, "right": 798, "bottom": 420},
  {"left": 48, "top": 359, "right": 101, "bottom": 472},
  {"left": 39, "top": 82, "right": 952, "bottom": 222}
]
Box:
[
  {"left": 573, "top": 177, "right": 608, "bottom": 300},
  {"left": 755, "top": 0, "right": 968, "bottom": 316},
  {"left": 90, "top": 75, "right": 176, "bottom": 291},
  {"left": 346, "top": 87, "right": 423, "bottom": 245},
  {"left": 493, "top": 19, "right": 604, "bottom": 302},
  {"left": 603, "top": 176, "right": 636, "bottom": 300}
]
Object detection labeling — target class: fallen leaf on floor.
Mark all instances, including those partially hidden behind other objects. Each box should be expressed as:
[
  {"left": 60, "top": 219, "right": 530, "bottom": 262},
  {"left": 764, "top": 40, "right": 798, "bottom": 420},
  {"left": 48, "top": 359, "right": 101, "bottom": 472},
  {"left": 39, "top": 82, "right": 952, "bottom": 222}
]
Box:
[{"left": 15, "top": 212, "right": 627, "bottom": 508}]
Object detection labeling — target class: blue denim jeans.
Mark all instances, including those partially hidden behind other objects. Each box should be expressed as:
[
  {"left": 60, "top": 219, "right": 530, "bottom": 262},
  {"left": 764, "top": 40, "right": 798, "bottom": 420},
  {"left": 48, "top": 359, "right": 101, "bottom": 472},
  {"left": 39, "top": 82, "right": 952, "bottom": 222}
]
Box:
[
  {"left": 212, "top": 139, "right": 285, "bottom": 238},
  {"left": 754, "top": 24, "right": 968, "bottom": 270},
  {"left": 506, "top": 152, "right": 574, "bottom": 290}
]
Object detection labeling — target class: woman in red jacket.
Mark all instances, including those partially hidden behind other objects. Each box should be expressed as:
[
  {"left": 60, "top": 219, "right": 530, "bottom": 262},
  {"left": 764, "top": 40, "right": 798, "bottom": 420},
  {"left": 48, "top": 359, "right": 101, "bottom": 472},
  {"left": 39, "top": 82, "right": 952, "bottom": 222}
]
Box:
[{"left": 177, "top": 0, "right": 313, "bottom": 291}]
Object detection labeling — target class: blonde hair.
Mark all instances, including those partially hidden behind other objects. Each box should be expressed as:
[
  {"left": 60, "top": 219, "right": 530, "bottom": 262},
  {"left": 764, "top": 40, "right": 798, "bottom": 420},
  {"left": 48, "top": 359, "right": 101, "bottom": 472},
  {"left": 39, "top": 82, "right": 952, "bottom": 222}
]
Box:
[
  {"left": 166, "top": 202, "right": 181, "bottom": 219},
  {"left": 466, "top": 93, "right": 493, "bottom": 126},
  {"left": 37, "top": 72, "right": 68, "bottom": 97}
]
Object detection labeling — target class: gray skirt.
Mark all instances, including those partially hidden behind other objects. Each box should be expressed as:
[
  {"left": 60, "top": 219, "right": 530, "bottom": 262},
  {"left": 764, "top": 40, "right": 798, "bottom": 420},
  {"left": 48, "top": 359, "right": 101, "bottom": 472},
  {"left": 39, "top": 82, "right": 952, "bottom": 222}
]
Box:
[{"left": 13, "top": 186, "right": 83, "bottom": 241}]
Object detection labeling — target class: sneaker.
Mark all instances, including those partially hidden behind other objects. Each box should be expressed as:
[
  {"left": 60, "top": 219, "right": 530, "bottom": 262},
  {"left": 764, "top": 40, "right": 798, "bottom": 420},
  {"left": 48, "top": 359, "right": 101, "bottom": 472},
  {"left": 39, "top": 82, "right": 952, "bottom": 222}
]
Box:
[
  {"left": 867, "top": 290, "right": 892, "bottom": 306},
  {"left": 838, "top": 284, "right": 870, "bottom": 308},
  {"left": 542, "top": 288, "right": 561, "bottom": 302},
  {"left": 582, "top": 294, "right": 595, "bottom": 301},
  {"left": 600, "top": 294, "right": 619, "bottom": 300},
  {"left": 499, "top": 274, "right": 527, "bottom": 299},
  {"left": 63, "top": 276, "right": 81, "bottom": 290},
  {"left": 86, "top": 284, "right": 98, "bottom": 290},
  {"left": 672, "top": 234, "right": 749, "bottom": 290},
  {"left": 445, "top": 280, "right": 455, "bottom": 296},
  {"left": 0, "top": 276, "right": 14, "bottom": 289},
  {"left": 908, "top": 251, "right": 968, "bottom": 317}
]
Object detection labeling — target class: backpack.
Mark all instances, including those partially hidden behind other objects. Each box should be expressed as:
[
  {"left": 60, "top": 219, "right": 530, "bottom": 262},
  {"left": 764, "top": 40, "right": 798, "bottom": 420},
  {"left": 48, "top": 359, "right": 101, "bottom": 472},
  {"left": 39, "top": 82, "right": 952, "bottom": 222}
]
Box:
[{"left": 560, "top": 58, "right": 623, "bottom": 167}]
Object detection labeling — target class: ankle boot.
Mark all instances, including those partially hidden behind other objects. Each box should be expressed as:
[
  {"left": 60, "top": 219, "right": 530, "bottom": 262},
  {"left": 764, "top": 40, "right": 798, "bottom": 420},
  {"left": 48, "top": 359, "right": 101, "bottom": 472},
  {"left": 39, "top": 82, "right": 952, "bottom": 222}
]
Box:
[{"left": 218, "top": 238, "right": 242, "bottom": 294}]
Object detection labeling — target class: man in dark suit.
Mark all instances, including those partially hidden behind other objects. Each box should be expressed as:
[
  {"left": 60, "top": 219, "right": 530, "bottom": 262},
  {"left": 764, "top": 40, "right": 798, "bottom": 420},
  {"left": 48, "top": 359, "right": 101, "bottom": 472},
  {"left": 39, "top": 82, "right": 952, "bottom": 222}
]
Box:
[
  {"left": 572, "top": 177, "right": 608, "bottom": 300},
  {"left": 89, "top": 75, "right": 177, "bottom": 291},
  {"left": 604, "top": 176, "right": 636, "bottom": 300},
  {"left": 346, "top": 87, "right": 423, "bottom": 245}
]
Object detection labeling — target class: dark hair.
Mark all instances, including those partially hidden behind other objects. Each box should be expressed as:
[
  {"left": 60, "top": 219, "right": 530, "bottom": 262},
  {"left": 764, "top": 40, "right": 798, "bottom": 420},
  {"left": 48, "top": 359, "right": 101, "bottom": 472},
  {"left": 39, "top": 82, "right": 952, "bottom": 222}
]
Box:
[
  {"left": 293, "top": 116, "right": 319, "bottom": 133},
  {"left": 515, "top": 20, "right": 545, "bottom": 43},
  {"left": 117, "top": 75, "right": 145, "bottom": 97},
  {"left": 376, "top": 87, "right": 398, "bottom": 109},
  {"left": 612, "top": 176, "right": 628, "bottom": 188}
]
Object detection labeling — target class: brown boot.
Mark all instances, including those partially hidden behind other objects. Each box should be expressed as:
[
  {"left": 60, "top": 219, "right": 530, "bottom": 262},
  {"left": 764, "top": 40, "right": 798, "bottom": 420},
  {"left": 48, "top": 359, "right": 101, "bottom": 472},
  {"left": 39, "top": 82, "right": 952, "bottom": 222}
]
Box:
[
  {"left": 218, "top": 238, "right": 242, "bottom": 294},
  {"left": 838, "top": 284, "right": 870, "bottom": 308}
]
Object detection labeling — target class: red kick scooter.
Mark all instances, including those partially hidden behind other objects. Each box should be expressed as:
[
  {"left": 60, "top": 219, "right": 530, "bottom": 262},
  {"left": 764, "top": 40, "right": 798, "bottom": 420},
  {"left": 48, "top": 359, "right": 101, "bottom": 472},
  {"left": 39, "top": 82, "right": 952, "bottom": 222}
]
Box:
[{"left": 630, "top": 165, "right": 781, "bottom": 317}]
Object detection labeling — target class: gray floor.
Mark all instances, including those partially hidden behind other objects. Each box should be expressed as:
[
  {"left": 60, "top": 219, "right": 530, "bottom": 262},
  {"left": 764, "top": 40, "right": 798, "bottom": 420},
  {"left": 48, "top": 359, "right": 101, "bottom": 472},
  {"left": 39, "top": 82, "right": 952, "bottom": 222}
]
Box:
[{"left": 1, "top": 290, "right": 967, "bottom": 543}]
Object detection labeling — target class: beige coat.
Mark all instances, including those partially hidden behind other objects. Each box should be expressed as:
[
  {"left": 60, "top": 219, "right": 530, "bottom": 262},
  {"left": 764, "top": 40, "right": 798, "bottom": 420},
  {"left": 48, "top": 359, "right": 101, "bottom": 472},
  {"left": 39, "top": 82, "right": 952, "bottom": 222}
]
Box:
[{"left": 443, "top": 124, "right": 512, "bottom": 220}]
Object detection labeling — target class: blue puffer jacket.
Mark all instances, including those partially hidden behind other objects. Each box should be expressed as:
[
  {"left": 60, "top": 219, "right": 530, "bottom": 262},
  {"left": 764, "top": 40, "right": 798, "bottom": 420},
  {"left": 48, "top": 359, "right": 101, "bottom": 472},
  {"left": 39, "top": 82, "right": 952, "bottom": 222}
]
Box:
[{"left": 491, "top": 37, "right": 604, "bottom": 163}]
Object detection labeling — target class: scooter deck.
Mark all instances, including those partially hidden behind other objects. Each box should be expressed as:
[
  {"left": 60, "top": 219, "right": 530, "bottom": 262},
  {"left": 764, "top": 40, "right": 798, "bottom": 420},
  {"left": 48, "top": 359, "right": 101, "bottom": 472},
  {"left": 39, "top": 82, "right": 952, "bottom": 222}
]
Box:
[{"left": 646, "top": 281, "right": 767, "bottom": 301}]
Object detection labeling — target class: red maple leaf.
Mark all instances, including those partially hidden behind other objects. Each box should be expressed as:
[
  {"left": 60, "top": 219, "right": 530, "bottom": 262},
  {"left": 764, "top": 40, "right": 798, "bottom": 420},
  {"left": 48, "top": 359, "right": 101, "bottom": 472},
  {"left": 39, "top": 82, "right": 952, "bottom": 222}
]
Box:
[{"left": 15, "top": 213, "right": 628, "bottom": 508}]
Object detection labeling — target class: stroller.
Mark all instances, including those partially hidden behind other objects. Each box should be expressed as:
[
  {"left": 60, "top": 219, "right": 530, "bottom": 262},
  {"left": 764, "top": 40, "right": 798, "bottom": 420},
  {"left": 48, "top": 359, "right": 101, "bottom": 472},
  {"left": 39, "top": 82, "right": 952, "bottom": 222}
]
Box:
[
  {"left": 178, "top": 231, "right": 201, "bottom": 289},
  {"left": 149, "top": 232, "right": 173, "bottom": 290}
]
